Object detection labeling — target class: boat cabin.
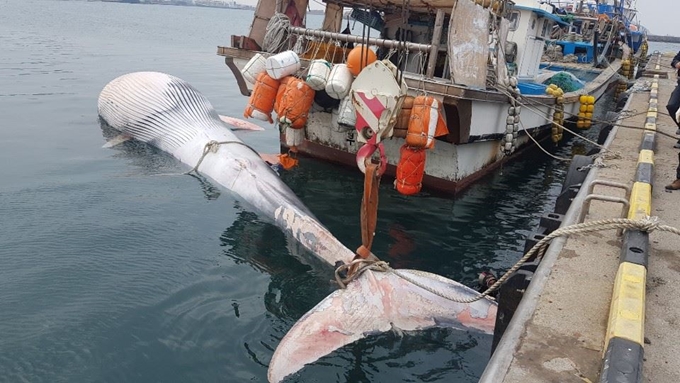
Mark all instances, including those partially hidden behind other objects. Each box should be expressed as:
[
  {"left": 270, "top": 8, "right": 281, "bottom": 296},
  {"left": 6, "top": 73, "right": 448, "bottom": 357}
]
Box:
[{"left": 506, "top": 0, "right": 565, "bottom": 81}]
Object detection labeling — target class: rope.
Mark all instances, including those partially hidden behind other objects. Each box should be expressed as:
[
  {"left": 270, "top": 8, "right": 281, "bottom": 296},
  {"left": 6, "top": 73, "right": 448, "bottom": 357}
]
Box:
[
  {"left": 185, "top": 140, "right": 261, "bottom": 175},
  {"left": 335, "top": 258, "right": 390, "bottom": 288},
  {"left": 495, "top": 85, "right": 616, "bottom": 157},
  {"left": 334, "top": 217, "right": 680, "bottom": 304},
  {"left": 518, "top": 119, "right": 571, "bottom": 162},
  {"left": 262, "top": 13, "right": 291, "bottom": 53},
  {"left": 497, "top": 85, "right": 680, "bottom": 146}
]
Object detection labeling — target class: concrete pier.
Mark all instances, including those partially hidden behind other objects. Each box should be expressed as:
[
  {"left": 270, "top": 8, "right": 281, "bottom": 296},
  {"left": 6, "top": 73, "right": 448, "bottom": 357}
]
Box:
[{"left": 480, "top": 52, "right": 680, "bottom": 383}]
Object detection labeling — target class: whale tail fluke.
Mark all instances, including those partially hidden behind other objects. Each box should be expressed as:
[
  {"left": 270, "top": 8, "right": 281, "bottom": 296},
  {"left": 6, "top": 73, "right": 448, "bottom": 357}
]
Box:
[{"left": 267, "top": 269, "right": 497, "bottom": 383}]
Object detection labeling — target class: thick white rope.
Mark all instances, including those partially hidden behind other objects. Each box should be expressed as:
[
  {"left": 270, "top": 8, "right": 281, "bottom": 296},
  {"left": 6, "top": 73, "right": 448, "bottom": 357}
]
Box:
[{"left": 337, "top": 217, "right": 678, "bottom": 304}]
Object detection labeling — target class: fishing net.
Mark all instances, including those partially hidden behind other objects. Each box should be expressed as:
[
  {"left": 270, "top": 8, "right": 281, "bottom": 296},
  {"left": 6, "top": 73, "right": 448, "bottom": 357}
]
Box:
[{"left": 542, "top": 71, "right": 585, "bottom": 92}]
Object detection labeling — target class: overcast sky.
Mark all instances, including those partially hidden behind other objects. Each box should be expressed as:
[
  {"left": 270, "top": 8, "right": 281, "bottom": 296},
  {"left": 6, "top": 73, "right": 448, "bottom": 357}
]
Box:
[
  {"left": 238, "top": 0, "right": 673, "bottom": 36},
  {"left": 635, "top": 0, "right": 673, "bottom": 36}
]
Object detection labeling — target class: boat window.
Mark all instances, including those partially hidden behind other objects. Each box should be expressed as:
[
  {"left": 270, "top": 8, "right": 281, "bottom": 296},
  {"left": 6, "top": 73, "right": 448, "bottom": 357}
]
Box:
[
  {"left": 541, "top": 19, "right": 550, "bottom": 37},
  {"left": 509, "top": 11, "right": 520, "bottom": 31}
]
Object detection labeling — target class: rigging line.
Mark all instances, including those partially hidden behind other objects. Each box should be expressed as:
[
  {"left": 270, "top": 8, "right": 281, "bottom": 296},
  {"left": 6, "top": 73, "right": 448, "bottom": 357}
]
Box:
[
  {"left": 360, "top": 8, "right": 368, "bottom": 69},
  {"left": 365, "top": 6, "right": 371, "bottom": 70},
  {"left": 518, "top": 119, "right": 572, "bottom": 162}
]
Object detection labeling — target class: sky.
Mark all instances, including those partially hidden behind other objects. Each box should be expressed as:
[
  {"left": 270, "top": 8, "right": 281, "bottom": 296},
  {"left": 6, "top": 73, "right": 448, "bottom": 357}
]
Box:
[
  {"left": 233, "top": 0, "right": 675, "bottom": 36},
  {"left": 635, "top": 0, "right": 674, "bottom": 35}
]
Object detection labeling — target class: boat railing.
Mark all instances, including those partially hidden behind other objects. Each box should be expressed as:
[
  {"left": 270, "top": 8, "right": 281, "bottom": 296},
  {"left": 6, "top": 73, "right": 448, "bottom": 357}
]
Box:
[
  {"left": 288, "top": 27, "right": 433, "bottom": 54},
  {"left": 289, "top": 21, "right": 447, "bottom": 79}
]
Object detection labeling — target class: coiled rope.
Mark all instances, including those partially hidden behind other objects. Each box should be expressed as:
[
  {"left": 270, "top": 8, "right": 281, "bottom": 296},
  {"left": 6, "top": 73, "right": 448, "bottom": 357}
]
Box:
[
  {"left": 335, "top": 217, "right": 680, "bottom": 304},
  {"left": 262, "top": 13, "right": 291, "bottom": 54}
]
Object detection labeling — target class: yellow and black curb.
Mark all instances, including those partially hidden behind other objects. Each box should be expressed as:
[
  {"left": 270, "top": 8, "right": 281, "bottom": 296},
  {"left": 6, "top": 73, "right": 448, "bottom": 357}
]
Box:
[{"left": 599, "top": 62, "right": 661, "bottom": 382}]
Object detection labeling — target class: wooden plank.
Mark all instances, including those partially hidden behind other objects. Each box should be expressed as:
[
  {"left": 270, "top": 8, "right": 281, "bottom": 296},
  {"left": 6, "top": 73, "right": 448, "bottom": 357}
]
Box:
[
  {"left": 496, "top": 18, "right": 510, "bottom": 87},
  {"left": 248, "top": 0, "right": 276, "bottom": 47},
  {"left": 447, "top": 0, "right": 489, "bottom": 89},
  {"left": 330, "top": 0, "right": 457, "bottom": 13},
  {"left": 321, "top": 3, "right": 343, "bottom": 32},
  {"left": 248, "top": 0, "right": 308, "bottom": 48},
  {"left": 426, "top": 9, "right": 446, "bottom": 78}
]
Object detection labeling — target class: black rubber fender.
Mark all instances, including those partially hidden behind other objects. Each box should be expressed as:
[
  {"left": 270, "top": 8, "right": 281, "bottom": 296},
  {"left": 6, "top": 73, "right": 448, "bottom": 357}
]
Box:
[
  {"left": 561, "top": 154, "right": 594, "bottom": 192},
  {"left": 597, "top": 125, "right": 614, "bottom": 145},
  {"left": 616, "top": 95, "right": 629, "bottom": 111}
]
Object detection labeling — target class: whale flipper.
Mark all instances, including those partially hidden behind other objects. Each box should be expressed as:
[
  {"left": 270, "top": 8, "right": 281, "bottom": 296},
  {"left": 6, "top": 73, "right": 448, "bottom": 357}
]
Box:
[
  {"left": 102, "top": 133, "right": 132, "bottom": 148},
  {"left": 219, "top": 114, "right": 265, "bottom": 131}
]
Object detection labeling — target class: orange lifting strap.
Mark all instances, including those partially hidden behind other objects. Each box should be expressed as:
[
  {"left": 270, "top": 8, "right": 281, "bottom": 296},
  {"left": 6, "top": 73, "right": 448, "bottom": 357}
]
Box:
[{"left": 356, "top": 162, "right": 381, "bottom": 260}]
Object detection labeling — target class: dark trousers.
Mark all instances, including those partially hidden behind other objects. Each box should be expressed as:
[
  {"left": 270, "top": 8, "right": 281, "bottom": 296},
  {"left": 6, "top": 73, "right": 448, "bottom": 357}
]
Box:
[
  {"left": 666, "top": 80, "right": 680, "bottom": 130},
  {"left": 676, "top": 152, "right": 680, "bottom": 179}
]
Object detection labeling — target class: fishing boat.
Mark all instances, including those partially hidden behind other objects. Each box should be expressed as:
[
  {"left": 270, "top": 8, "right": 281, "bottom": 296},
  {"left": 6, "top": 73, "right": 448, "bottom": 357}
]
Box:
[{"left": 216, "top": 0, "right": 646, "bottom": 194}]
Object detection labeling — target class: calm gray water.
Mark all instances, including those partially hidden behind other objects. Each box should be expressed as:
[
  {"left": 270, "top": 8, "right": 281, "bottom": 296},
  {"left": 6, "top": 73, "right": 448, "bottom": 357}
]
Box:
[{"left": 0, "top": 1, "right": 618, "bottom": 382}]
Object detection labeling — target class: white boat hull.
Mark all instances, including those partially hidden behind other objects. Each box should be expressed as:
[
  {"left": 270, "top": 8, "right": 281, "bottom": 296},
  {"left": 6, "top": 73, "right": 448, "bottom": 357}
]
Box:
[{"left": 223, "top": 53, "right": 621, "bottom": 193}]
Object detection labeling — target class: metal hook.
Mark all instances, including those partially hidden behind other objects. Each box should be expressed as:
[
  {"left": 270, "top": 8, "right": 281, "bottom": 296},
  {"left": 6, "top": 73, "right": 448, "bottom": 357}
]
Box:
[{"left": 356, "top": 136, "right": 387, "bottom": 176}]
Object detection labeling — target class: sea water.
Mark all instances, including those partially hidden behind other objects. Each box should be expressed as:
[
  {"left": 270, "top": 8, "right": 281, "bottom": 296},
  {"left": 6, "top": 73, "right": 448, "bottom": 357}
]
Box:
[{"left": 0, "top": 1, "right": 617, "bottom": 381}]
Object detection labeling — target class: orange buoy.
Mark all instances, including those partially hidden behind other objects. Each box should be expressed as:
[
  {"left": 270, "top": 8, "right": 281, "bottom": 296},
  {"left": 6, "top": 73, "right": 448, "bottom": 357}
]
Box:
[
  {"left": 278, "top": 77, "right": 315, "bottom": 129},
  {"left": 395, "top": 144, "right": 426, "bottom": 196},
  {"left": 244, "top": 72, "right": 279, "bottom": 123},
  {"left": 405, "top": 95, "right": 449, "bottom": 149},
  {"left": 346, "top": 45, "right": 377, "bottom": 76},
  {"left": 274, "top": 76, "right": 294, "bottom": 117}
]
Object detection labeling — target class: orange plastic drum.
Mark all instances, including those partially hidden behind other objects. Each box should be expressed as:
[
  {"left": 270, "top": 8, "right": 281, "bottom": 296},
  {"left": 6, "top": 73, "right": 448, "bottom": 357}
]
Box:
[
  {"left": 278, "top": 78, "right": 315, "bottom": 129},
  {"left": 274, "top": 76, "right": 294, "bottom": 117},
  {"left": 395, "top": 144, "right": 426, "bottom": 196},
  {"left": 405, "top": 96, "right": 449, "bottom": 149},
  {"left": 244, "top": 72, "right": 279, "bottom": 123}
]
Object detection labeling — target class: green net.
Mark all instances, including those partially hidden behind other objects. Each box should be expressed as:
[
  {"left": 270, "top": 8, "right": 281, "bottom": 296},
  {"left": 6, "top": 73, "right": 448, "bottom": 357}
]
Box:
[{"left": 543, "top": 72, "right": 585, "bottom": 92}]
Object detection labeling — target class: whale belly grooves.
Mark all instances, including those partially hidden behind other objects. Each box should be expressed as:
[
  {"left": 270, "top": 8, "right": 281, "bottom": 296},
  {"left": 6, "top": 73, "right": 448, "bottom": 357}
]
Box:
[{"left": 98, "top": 71, "right": 224, "bottom": 151}]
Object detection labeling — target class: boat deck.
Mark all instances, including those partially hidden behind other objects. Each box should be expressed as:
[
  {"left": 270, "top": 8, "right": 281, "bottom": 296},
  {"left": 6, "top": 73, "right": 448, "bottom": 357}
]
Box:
[{"left": 481, "top": 52, "right": 680, "bottom": 383}]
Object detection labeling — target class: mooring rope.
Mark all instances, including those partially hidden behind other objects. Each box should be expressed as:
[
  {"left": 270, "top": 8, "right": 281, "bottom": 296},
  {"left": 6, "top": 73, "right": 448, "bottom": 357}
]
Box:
[
  {"left": 495, "top": 85, "right": 611, "bottom": 154},
  {"left": 494, "top": 85, "right": 633, "bottom": 169},
  {"left": 497, "top": 84, "right": 679, "bottom": 142},
  {"left": 335, "top": 217, "right": 680, "bottom": 304}
]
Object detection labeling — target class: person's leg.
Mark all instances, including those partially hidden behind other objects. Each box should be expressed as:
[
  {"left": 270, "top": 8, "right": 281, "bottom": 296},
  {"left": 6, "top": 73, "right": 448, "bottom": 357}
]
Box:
[
  {"left": 666, "top": 152, "right": 680, "bottom": 190},
  {"left": 666, "top": 81, "right": 680, "bottom": 135}
]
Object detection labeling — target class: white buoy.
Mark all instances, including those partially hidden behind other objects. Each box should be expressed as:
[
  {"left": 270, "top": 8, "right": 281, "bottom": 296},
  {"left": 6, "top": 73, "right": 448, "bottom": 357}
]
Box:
[
  {"left": 241, "top": 53, "right": 267, "bottom": 84},
  {"left": 325, "top": 64, "right": 353, "bottom": 100},
  {"left": 266, "top": 50, "right": 301, "bottom": 80},
  {"left": 336, "top": 94, "right": 356, "bottom": 128},
  {"left": 306, "top": 59, "right": 331, "bottom": 91},
  {"left": 284, "top": 126, "right": 305, "bottom": 147}
]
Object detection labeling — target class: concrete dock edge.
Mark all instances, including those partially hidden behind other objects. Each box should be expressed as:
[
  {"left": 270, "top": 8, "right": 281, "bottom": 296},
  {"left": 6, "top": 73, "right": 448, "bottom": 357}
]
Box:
[
  {"left": 478, "top": 93, "right": 631, "bottom": 383},
  {"left": 599, "top": 60, "right": 661, "bottom": 383},
  {"left": 479, "top": 51, "right": 674, "bottom": 383}
]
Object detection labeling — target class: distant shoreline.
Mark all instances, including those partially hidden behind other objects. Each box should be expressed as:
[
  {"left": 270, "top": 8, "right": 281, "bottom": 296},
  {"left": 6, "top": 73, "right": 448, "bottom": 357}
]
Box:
[
  {"left": 96, "top": 0, "right": 325, "bottom": 13},
  {"left": 98, "top": 0, "right": 254, "bottom": 10},
  {"left": 647, "top": 35, "right": 680, "bottom": 43}
]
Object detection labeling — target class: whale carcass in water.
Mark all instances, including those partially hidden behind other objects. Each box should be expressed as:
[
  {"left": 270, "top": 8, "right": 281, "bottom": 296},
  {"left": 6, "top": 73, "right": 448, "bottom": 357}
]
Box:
[{"left": 97, "top": 71, "right": 497, "bottom": 383}]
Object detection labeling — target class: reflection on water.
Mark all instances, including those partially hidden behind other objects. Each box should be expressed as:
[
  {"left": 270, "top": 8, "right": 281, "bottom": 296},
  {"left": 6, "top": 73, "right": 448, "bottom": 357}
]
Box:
[{"left": 217, "top": 202, "right": 494, "bottom": 382}]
